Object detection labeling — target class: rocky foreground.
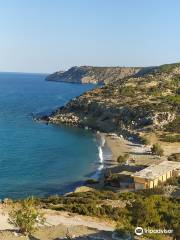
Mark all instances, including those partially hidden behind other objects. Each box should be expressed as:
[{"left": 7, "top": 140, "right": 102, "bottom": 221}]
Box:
[{"left": 42, "top": 63, "right": 180, "bottom": 140}]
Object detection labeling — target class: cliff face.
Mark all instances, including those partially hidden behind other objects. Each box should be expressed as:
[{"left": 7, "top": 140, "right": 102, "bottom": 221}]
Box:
[
  {"left": 42, "top": 63, "right": 180, "bottom": 136},
  {"left": 46, "top": 66, "right": 142, "bottom": 84}
]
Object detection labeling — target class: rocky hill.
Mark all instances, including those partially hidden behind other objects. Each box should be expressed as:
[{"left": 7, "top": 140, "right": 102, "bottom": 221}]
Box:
[
  {"left": 46, "top": 66, "right": 144, "bottom": 84},
  {"left": 42, "top": 63, "right": 180, "bottom": 139}
]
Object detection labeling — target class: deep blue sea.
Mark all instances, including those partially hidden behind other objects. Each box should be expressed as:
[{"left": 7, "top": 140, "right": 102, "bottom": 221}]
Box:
[{"left": 0, "top": 72, "right": 99, "bottom": 199}]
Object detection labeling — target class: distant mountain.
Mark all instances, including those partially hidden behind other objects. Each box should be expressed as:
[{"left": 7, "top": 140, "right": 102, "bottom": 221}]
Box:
[{"left": 46, "top": 66, "right": 148, "bottom": 84}]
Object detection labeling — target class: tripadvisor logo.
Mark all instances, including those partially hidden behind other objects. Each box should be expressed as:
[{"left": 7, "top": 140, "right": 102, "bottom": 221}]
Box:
[
  {"left": 135, "top": 227, "right": 173, "bottom": 236},
  {"left": 135, "top": 227, "right": 143, "bottom": 236}
]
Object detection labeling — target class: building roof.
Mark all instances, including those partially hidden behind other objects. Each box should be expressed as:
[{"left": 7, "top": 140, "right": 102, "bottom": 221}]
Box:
[
  {"left": 117, "top": 171, "right": 134, "bottom": 176},
  {"left": 132, "top": 161, "right": 180, "bottom": 180}
]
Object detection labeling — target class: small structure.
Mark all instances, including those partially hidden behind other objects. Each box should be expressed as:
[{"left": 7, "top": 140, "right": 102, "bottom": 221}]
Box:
[
  {"left": 116, "top": 171, "right": 134, "bottom": 188},
  {"left": 132, "top": 161, "right": 180, "bottom": 190}
]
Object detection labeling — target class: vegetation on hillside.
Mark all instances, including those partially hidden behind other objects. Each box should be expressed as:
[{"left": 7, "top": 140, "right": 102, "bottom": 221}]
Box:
[
  {"left": 165, "top": 116, "right": 180, "bottom": 133},
  {"left": 161, "top": 134, "right": 180, "bottom": 142},
  {"left": 38, "top": 189, "right": 180, "bottom": 239},
  {"left": 47, "top": 63, "right": 180, "bottom": 137},
  {"left": 156, "top": 63, "right": 180, "bottom": 73}
]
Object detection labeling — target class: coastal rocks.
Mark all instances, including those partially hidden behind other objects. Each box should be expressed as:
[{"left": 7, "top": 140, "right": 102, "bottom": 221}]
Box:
[
  {"left": 49, "top": 112, "right": 80, "bottom": 126},
  {"left": 151, "top": 112, "right": 176, "bottom": 128},
  {"left": 2, "top": 198, "right": 13, "bottom": 204},
  {"left": 42, "top": 97, "right": 177, "bottom": 136}
]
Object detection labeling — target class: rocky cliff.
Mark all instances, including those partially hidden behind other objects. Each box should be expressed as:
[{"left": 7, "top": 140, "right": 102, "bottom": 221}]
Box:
[
  {"left": 46, "top": 66, "right": 143, "bottom": 84},
  {"left": 42, "top": 63, "right": 180, "bottom": 137}
]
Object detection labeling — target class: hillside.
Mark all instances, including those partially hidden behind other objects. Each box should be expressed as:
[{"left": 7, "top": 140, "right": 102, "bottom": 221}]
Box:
[
  {"left": 42, "top": 63, "right": 180, "bottom": 140},
  {"left": 46, "top": 66, "right": 144, "bottom": 84}
]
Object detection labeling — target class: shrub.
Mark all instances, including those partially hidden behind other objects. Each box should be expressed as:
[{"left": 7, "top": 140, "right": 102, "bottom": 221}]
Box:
[
  {"left": 119, "top": 86, "right": 135, "bottom": 97},
  {"left": 117, "top": 153, "right": 129, "bottom": 164},
  {"left": 148, "top": 86, "right": 160, "bottom": 96},
  {"left": 172, "top": 75, "right": 180, "bottom": 87},
  {"left": 43, "top": 195, "right": 63, "bottom": 205},
  {"left": 118, "top": 192, "right": 137, "bottom": 201},
  {"left": 161, "top": 134, "right": 180, "bottom": 142},
  {"left": 141, "top": 136, "right": 150, "bottom": 145},
  {"left": 168, "top": 153, "right": 180, "bottom": 162},
  {"left": 8, "top": 197, "right": 45, "bottom": 236},
  {"left": 158, "top": 63, "right": 180, "bottom": 73},
  {"left": 151, "top": 143, "right": 164, "bottom": 156},
  {"left": 165, "top": 116, "right": 180, "bottom": 133},
  {"left": 138, "top": 187, "right": 165, "bottom": 197},
  {"left": 85, "top": 179, "right": 99, "bottom": 184},
  {"left": 165, "top": 176, "right": 180, "bottom": 186},
  {"left": 162, "top": 94, "right": 180, "bottom": 106}
]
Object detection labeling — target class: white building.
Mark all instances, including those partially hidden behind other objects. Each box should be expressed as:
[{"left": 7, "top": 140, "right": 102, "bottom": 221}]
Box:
[{"left": 132, "top": 161, "right": 180, "bottom": 190}]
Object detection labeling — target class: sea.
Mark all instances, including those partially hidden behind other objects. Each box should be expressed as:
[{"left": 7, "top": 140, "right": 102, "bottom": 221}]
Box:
[{"left": 0, "top": 72, "right": 101, "bottom": 199}]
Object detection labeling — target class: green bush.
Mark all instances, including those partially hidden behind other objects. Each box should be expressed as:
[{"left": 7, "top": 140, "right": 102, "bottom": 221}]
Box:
[
  {"left": 85, "top": 179, "right": 99, "bottom": 184},
  {"left": 165, "top": 116, "right": 180, "bottom": 133},
  {"left": 151, "top": 143, "right": 164, "bottom": 156},
  {"left": 168, "top": 153, "right": 180, "bottom": 162},
  {"left": 141, "top": 136, "right": 150, "bottom": 145},
  {"left": 165, "top": 176, "right": 180, "bottom": 186},
  {"left": 138, "top": 187, "right": 165, "bottom": 196},
  {"left": 162, "top": 94, "right": 180, "bottom": 106},
  {"left": 148, "top": 86, "right": 160, "bottom": 96},
  {"left": 161, "top": 134, "right": 180, "bottom": 142},
  {"left": 117, "top": 153, "right": 129, "bottom": 164},
  {"left": 118, "top": 192, "right": 137, "bottom": 201},
  {"left": 158, "top": 63, "right": 180, "bottom": 73},
  {"left": 8, "top": 197, "right": 45, "bottom": 236},
  {"left": 119, "top": 86, "right": 135, "bottom": 97}
]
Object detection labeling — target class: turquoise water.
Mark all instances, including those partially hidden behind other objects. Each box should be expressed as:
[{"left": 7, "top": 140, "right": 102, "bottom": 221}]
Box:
[{"left": 0, "top": 73, "right": 98, "bottom": 199}]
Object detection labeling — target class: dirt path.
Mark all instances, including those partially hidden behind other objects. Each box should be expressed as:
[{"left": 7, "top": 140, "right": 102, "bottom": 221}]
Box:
[
  {"left": 0, "top": 208, "right": 12, "bottom": 230},
  {"left": 44, "top": 210, "right": 115, "bottom": 231},
  {"left": 0, "top": 207, "right": 114, "bottom": 232}
]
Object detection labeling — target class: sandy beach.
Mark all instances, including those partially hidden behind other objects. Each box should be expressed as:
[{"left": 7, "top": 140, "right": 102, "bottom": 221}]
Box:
[
  {"left": 104, "top": 134, "right": 131, "bottom": 162},
  {"left": 103, "top": 133, "right": 163, "bottom": 167}
]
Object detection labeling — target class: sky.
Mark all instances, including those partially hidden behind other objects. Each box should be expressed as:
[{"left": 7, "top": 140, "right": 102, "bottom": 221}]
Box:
[{"left": 0, "top": 0, "right": 180, "bottom": 73}]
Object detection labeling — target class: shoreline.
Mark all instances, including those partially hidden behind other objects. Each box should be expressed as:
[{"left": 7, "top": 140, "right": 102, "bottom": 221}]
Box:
[
  {"left": 89, "top": 132, "right": 132, "bottom": 182},
  {"left": 0, "top": 127, "right": 155, "bottom": 200},
  {"left": 90, "top": 132, "right": 116, "bottom": 180},
  {"left": 104, "top": 133, "right": 131, "bottom": 162}
]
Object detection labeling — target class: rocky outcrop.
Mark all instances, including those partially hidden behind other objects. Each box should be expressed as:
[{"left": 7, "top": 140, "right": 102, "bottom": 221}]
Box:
[
  {"left": 46, "top": 66, "right": 142, "bottom": 84},
  {"left": 151, "top": 112, "right": 176, "bottom": 127}
]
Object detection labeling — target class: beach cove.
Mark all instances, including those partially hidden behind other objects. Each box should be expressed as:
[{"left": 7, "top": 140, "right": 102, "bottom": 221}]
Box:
[
  {"left": 0, "top": 72, "right": 100, "bottom": 199},
  {"left": 0, "top": 72, "right": 133, "bottom": 199}
]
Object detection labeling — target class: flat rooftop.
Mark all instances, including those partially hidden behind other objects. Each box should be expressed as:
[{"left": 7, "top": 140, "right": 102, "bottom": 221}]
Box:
[{"left": 132, "top": 161, "right": 180, "bottom": 180}]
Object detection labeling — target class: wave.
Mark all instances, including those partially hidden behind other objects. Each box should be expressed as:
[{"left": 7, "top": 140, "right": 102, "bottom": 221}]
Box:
[
  {"left": 98, "top": 146, "right": 104, "bottom": 164},
  {"left": 91, "top": 133, "right": 112, "bottom": 179}
]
